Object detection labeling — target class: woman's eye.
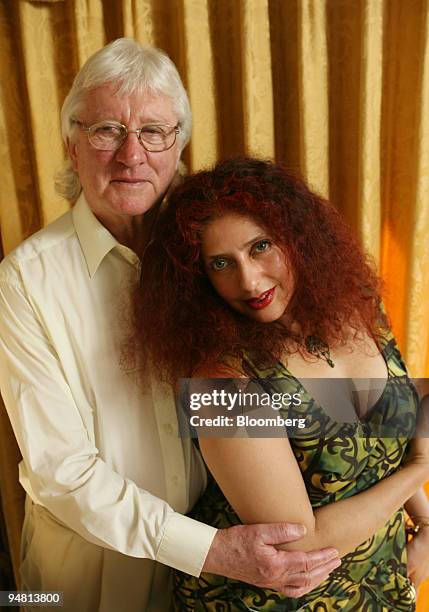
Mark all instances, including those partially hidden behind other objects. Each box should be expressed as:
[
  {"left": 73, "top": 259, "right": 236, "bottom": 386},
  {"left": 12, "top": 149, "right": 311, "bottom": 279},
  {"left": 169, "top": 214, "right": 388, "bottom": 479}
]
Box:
[
  {"left": 210, "top": 258, "right": 229, "bottom": 271},
  {"left": 253, "top": 240, "right": 271, "bottom": 253}
]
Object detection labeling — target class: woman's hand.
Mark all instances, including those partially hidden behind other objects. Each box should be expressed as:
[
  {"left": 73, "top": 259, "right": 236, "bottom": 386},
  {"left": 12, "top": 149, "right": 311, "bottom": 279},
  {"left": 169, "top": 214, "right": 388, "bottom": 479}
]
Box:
[{"left": 407, "top": 528, "right": 429, "bottom": 590}]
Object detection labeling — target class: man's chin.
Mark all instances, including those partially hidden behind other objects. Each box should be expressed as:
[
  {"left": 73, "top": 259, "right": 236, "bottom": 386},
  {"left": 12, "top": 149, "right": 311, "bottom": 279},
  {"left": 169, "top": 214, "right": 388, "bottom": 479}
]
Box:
[
  {"left": 108, "top": 186, "right": 159, "bottom": 215},
  {"left": 111, "top": 179, "right": 150, "bottom": 189},
  {"left": 116, "top": 199, "right": 158, "bottom": 216}
]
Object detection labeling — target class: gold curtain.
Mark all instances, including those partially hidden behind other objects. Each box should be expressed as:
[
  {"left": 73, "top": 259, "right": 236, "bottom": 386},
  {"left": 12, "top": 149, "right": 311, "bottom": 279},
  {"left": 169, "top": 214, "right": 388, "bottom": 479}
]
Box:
[
  {"left": 0, "top": 0, "right": 428, "bottom": 376},
  {"left": 0, "top": 0, "right": 428, "bottom": 606}
]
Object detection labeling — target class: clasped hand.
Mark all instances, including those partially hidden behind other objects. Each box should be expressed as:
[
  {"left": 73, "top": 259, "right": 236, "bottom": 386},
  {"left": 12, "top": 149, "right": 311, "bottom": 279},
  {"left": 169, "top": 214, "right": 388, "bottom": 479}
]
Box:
[{"left": 202, "top": 522, "right": 340, "bottom": 597}]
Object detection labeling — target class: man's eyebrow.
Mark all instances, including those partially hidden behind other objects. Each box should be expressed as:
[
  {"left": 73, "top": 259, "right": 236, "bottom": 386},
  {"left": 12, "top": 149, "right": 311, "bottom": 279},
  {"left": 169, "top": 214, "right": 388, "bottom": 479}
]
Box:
[{"left": 85, "top": 116, "right": 174, "bottom": 124}]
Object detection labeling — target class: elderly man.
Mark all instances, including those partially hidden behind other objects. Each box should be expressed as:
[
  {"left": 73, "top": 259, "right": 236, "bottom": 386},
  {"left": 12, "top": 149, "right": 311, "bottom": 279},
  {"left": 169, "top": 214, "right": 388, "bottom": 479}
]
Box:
[{"left": 0, "top": 38, "right": 339, "bottom": 611}]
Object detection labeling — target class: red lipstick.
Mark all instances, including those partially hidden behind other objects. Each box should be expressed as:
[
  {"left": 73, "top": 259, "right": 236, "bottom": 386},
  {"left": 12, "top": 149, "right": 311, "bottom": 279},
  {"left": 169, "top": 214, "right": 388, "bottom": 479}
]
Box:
[{"left": 245, "top": 287, "right": 275, "bottom": 310}]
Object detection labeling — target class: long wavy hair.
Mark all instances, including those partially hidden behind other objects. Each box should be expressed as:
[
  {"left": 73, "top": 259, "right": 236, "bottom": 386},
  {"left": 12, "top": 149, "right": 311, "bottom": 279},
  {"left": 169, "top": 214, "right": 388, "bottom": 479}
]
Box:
[{"left": 135, "top": 157, "right": 385, "bottom": 383}]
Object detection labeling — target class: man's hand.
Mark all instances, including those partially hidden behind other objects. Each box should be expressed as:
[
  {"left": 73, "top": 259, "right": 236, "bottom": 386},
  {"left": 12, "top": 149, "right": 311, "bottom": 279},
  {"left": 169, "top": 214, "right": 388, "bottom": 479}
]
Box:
[{"left": 202, "top": 522, "right": 340, "bottom": 598}]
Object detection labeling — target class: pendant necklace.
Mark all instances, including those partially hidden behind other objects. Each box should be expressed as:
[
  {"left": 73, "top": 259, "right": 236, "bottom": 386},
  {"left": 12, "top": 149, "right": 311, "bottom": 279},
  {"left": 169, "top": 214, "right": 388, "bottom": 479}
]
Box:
[{"left": 305, "top": 335, "right": 335, "bottom": 368}]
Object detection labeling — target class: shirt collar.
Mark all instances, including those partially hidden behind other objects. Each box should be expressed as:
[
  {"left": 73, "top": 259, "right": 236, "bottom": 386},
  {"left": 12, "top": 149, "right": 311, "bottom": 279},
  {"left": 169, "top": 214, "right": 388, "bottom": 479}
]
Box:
[
  {"left": 72, "top": 193, "right": 137, "bottom": 277},
  {"left": 72, "top": 166, "right": 186, "bottom": 277}
]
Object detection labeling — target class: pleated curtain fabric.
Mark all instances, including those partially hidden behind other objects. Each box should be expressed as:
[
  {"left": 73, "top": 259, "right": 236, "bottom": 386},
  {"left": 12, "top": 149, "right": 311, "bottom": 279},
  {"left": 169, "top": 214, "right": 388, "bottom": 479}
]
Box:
[{"left": 0, "top": 0, "right": 428, "bottom": 605}]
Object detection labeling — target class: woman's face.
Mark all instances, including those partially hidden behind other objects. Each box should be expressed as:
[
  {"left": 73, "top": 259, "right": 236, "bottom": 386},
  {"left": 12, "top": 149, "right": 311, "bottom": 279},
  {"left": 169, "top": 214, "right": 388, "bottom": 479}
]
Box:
[{"left": 201, "top": 213, "right": 294, "bottom": 324}]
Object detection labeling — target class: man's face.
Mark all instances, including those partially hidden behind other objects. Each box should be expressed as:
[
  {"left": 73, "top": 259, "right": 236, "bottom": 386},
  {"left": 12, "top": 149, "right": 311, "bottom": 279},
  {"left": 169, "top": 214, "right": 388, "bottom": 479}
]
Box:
[{"left": 68, "top": 83, "right": 181, "bottom": 229}]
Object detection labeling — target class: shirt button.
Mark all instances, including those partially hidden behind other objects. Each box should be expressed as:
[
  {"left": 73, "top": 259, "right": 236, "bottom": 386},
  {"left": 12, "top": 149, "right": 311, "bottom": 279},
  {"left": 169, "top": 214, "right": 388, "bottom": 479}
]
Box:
[
  {"left": 163, "top": 423, "right": 174, "bottom": 434},
  {"left": 171, "top": 475, "right": 179, "bottom": 485}
]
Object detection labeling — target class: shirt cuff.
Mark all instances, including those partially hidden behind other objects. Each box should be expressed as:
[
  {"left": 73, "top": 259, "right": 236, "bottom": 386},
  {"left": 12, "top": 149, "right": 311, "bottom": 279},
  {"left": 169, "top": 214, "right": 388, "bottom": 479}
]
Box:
[{"left": 156, "top": 511, "right": 217, "bottom": 576}]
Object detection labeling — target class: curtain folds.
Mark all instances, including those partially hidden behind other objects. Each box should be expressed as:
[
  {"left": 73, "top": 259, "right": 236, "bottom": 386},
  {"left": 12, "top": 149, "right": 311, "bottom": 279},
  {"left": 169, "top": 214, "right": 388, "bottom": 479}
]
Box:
[{"left": 0, "top": 0, "right": 428, "bottom": 601}]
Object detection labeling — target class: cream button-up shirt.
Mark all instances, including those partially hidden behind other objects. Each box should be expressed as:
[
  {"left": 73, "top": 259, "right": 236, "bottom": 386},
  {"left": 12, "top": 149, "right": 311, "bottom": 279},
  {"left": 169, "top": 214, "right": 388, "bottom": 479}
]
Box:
[{"left": 0, "top": 194, "right": 216, "bottom": 611}]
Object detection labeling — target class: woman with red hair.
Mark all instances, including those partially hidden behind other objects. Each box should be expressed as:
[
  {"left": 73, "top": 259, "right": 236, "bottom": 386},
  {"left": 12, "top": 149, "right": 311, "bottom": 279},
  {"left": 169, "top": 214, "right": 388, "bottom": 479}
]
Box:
[{"left": 135, "top": 157, "right": 429, "bottom": 610}]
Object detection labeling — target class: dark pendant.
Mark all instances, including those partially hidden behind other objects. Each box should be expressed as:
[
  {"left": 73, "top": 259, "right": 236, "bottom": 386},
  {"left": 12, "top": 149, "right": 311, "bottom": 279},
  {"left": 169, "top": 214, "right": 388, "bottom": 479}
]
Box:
[{"left": 305, "top": 335, "right": 335, "bottom": 368}]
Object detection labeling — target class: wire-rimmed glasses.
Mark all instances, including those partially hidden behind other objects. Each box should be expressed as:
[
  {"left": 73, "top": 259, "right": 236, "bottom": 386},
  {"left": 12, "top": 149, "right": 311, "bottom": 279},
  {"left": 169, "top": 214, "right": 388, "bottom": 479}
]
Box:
[{"left": 72, "top": 119, "right": 180, "bottom": 152}]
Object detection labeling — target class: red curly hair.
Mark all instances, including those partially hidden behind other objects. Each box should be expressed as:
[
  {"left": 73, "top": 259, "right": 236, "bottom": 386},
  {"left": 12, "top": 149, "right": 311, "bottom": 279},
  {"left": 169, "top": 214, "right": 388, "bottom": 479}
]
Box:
[{"left": 135, "top": 157, "right": 386, "bottom": 383}]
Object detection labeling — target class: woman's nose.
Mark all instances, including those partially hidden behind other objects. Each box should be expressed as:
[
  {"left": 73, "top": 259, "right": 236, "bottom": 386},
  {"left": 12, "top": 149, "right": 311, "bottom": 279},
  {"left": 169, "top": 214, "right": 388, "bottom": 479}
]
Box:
[{"left": 237, "top": 262, "right": 260, "bottom": 294}]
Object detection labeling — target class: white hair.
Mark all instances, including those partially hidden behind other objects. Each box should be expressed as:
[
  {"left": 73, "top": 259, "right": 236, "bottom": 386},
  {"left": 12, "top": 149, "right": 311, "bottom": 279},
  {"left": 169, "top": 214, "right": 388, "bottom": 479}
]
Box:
[{"left": 55, "top": 38, "right": 192, "bottom": 202}]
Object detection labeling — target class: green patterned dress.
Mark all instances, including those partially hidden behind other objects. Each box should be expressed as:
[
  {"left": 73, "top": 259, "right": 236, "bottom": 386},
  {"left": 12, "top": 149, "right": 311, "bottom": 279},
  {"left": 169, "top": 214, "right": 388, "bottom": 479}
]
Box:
[{"left": 174, "top": 333, "right": 418, "bottom": 611}]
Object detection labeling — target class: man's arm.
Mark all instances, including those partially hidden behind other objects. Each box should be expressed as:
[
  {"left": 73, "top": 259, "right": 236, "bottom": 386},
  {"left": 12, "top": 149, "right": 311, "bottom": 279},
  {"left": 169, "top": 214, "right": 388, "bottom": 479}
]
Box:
[
  {"left": 0, "top": 271, "right": 340, "bottom": 591},
  {"left": 0, "top": 273, "right": 216, "bottom": 576}
]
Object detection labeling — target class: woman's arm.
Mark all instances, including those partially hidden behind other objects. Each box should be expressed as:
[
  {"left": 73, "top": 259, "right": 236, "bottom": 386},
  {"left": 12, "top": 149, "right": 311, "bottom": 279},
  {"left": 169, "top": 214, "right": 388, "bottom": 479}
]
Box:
[{"left": 199, "top": 435, "right": 429, "bottom": 558}]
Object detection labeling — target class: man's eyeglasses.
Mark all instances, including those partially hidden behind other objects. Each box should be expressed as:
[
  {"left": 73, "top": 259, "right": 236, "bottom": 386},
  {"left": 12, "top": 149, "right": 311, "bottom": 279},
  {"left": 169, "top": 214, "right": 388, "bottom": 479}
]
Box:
[{"left": 71, "top": 119, "right": 180, "bottom": 152}]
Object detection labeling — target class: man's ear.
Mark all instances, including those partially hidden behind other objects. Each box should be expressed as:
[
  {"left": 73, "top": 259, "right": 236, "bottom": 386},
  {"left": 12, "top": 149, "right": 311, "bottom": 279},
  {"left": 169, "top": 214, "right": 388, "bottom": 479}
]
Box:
[{"left": 67, "top": 137, "right": 79, "bottom": 172}]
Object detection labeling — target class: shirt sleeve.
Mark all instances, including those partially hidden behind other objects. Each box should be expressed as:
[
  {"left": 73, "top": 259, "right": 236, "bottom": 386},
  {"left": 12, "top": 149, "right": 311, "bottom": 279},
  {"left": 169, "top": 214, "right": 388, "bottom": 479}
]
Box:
[{"left": 0, "top": 273, "right": 217, "bottom": 576}]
